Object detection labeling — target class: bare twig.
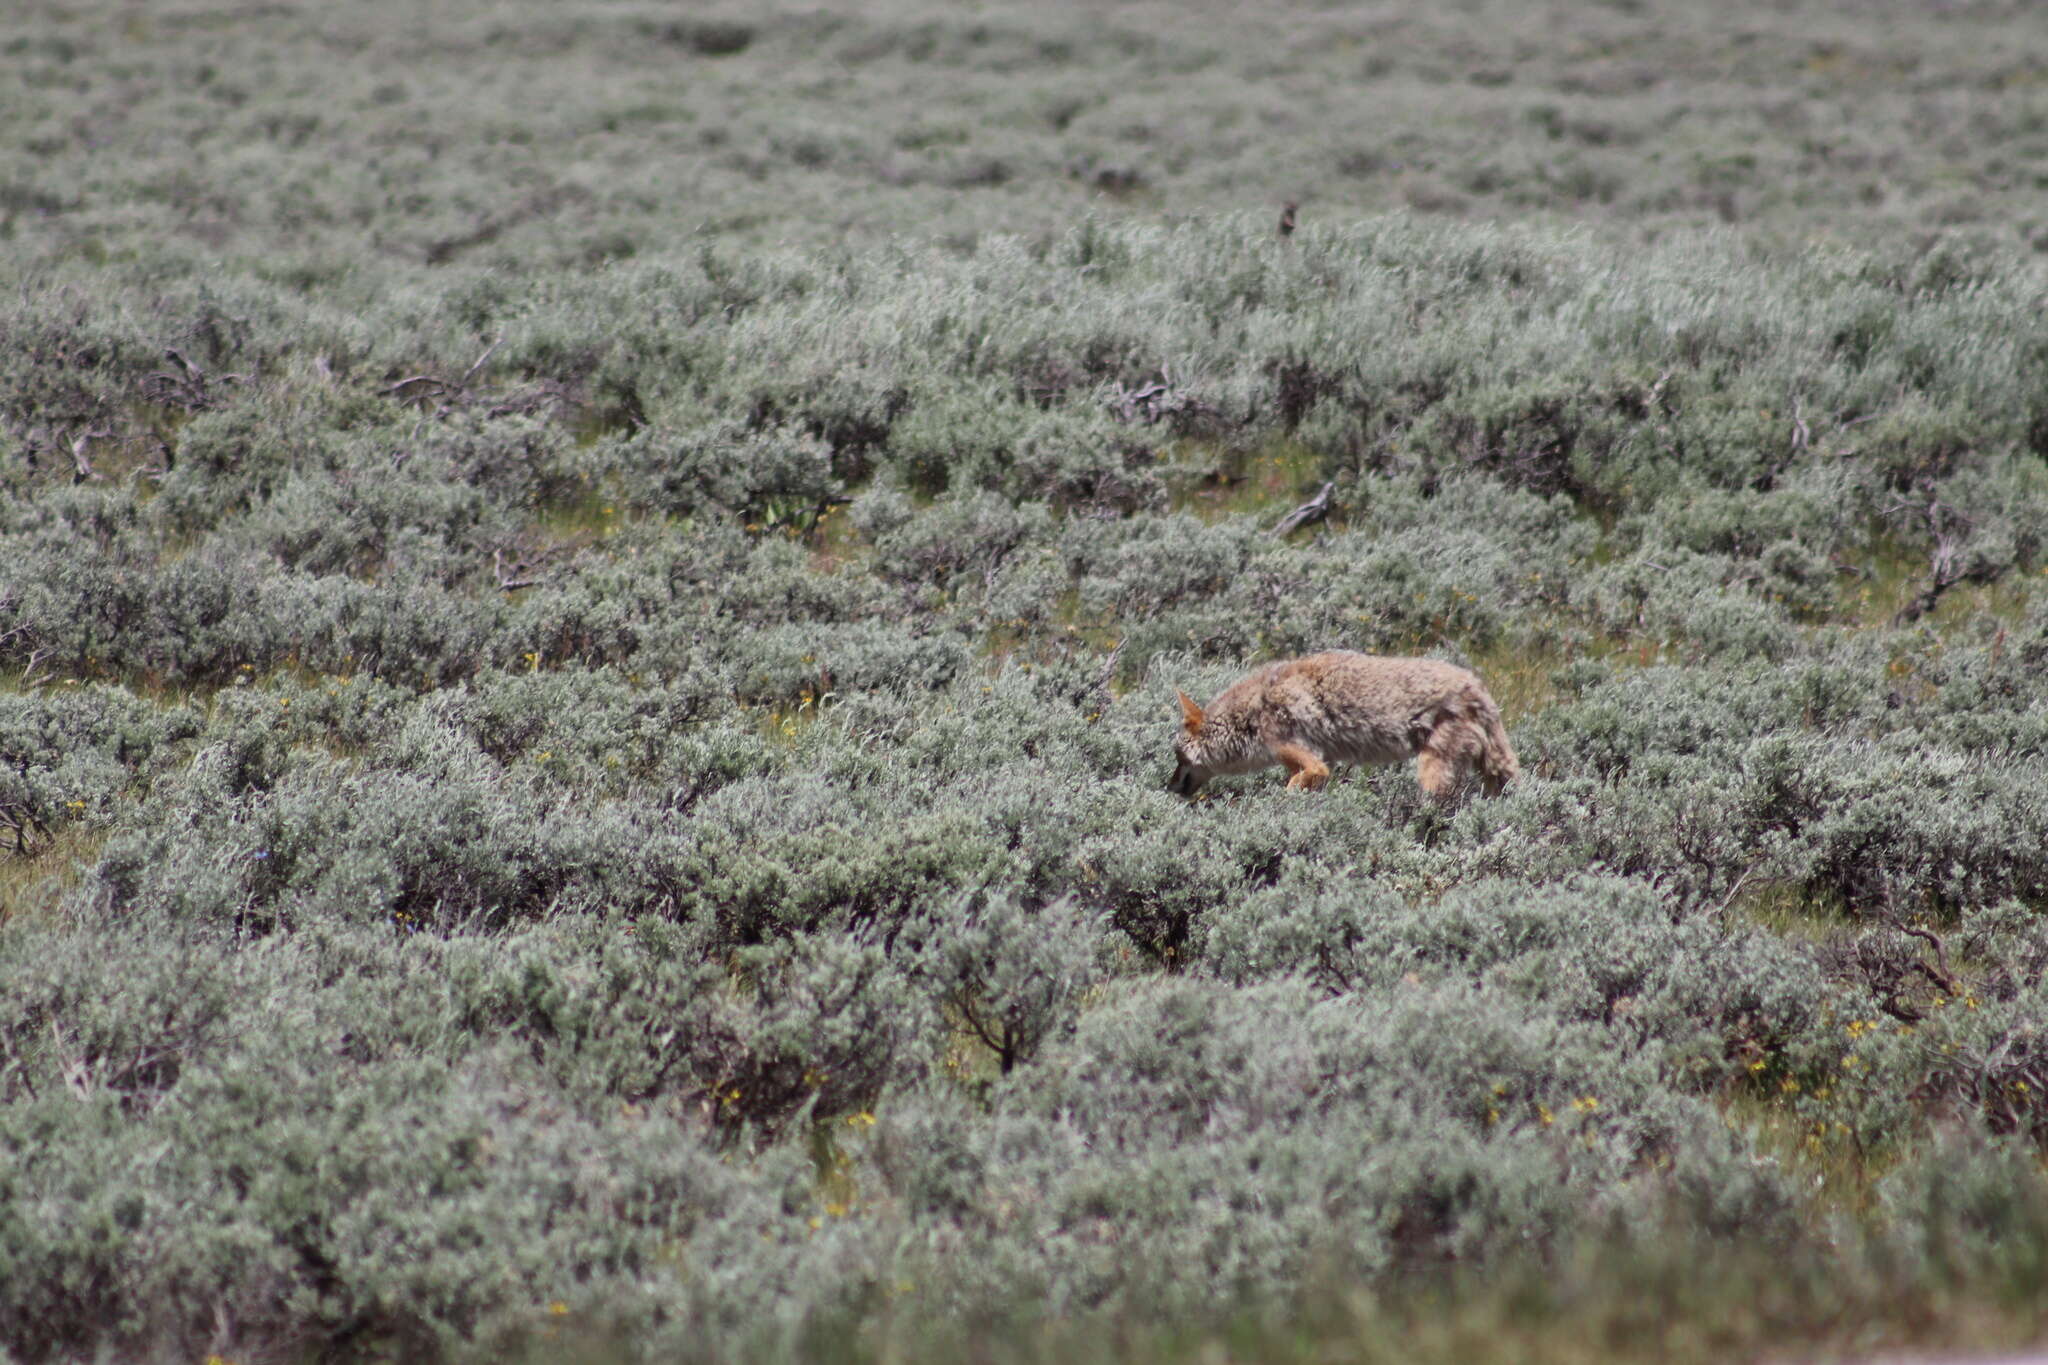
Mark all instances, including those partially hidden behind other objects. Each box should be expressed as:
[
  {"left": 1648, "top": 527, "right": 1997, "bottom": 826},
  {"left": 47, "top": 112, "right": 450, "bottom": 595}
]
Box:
[
  {"left": 483, "top": 387, "right": 568, "bottom": 421},
  {"left": 1090, "top": 638, "right": 1126, "bottom": 716},
  {"left": 457, "top": 336, "right": 502, "bottom": 391},
  {"left": 0, "top": 798, "right": 52, "bottom": 856},
  {"left": 1273, "top": 481, "right": 1336, "bottom": 537},
  {"left": 68, "top": 428, "right": 110, "bottom": 483},
  {"left": 141, "top": 348, "right": 241, "bottom": 412},
  {"left": 21, "top": 644, "right": 53, "bottom": 690},
  {"left": 1890, "top": 496, "right": 2008, "bottom": 626},
  {"left": 1875, "top": 995, "right": 1926, "bottom": 1025},
  {"left": 1879, "top": 910, "right": 1962, "bottom": 995},
  {"left": 491, "top": 529, "right": 597, "bottom": 592},
  {"left": 1105, "top": 366, "right": 1221, "bottom": 427},
  {"left": 378, "top": 334, "right": 536, "bottom": 422},
  {"left": 492, "top": 548, "right": 542, "bottom": 592},
  {"left": 1713, "top": 862, "right": 1764, "bottom": 916}
]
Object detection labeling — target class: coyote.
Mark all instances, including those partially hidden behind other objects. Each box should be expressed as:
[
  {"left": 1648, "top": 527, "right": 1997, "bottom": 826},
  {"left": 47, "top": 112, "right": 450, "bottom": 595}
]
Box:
[{"left": 1168, "top": 651, "right": 1519, "bottom": 798}]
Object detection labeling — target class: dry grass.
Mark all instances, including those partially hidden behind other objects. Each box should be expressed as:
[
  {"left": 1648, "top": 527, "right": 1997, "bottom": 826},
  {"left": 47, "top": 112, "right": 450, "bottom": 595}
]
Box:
[
  {"left": 1835, "top": 532, "right": 2042, "bottom": 632},
  {"left": 1468, "top": 639, "right": 1571, "bottom": 724},
  {"left": 0, "top": 826, "right": 103, "bottom": 922}
]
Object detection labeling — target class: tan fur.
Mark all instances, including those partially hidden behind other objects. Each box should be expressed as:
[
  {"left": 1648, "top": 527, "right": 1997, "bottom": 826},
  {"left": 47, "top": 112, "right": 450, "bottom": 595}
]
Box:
[{"left": 1167, "top": 651, "right": 1520, "bottom": 800}]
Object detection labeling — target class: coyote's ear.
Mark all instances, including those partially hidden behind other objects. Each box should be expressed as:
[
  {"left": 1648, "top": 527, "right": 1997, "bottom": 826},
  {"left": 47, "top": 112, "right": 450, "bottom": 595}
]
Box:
[{"left": 1176, "top": 689, "right": 1205, "bottom": 734}]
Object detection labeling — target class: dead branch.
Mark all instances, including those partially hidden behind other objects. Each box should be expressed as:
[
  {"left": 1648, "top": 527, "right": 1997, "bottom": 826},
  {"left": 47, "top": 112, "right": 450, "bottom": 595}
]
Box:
[
  {"left": 1890, "top": 496, "right": 2009, "bottom": 626},
  {"left": 1106, "top": 377, "right": 1172, "bottom": 423},
  {"left": 141, "top": 348, "right": 241, "bottom": 412},
  {"left": 378, "top": 335, "right": 525, "bottom": 422},
  {"left": 457, "top": 336, "right": 503, "bottom": 391},
  {"left": 1879, "top": 910, "right": 1963, "bottom": 995},
  {"left": 492, "top": 528, "right": 597, "bottom": 592},
  {"left": 1273, "top": 481, "right": 1336, "bottom": 537},
  {"left": 483, "top": 387, "right": 568, "bottom": 421},
  {"left": 1875, "top": 994, "right": 1925, "bottom": 1025},
  {"left": 492, "top": 548, "right": 542, "bottom": 592},
  {"left": 0, "top": 797, "right": 51, "bottom": 856},
  {"left": 1089, "top": 638, "right": 1126, "bottom": 716},
  {"left": 1104, "top": 366, "right": 1221, "bottom": 428},
  {"left": 21, "top": 644, "right": 53, "bottom": 690},
  {"left": 1712, "top": 861, "right": 1766, "bottom": 916},
  {"left": 68, "top": 428, "right": 111, "bottom": 483}
]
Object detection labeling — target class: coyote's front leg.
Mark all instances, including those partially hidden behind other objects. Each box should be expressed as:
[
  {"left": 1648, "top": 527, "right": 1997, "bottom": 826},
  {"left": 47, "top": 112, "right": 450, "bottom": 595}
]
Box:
[{"left": 1272, "top": 742, "right": 1331, "bottom": 791}]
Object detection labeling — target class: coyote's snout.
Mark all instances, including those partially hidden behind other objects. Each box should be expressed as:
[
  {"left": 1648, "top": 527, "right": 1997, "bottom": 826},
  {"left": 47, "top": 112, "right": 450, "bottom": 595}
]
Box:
[{"left": 1169, "top": 651, "right": 1519, "bottom": 798}]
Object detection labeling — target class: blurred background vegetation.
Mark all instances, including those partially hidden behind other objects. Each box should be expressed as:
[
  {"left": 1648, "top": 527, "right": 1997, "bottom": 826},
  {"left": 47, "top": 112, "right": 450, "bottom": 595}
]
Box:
[
  {"left": 8, "top": 0, "right": 2048, "bottom": 264},
  {"left": 3, "top": 1, "right": 2047, "bottom": 1362}
]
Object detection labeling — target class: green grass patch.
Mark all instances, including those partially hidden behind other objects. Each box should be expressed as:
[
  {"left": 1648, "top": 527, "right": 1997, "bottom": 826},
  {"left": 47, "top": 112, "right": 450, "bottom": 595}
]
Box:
[
  {"left": 1168, "top": 439, "right": 1331, "bottom": 527},
  {"left": 0, "top": 826, "right": 104, "bottom": 921}
]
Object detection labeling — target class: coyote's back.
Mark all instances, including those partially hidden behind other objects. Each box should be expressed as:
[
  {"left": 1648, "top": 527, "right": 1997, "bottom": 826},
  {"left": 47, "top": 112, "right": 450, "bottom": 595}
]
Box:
[{"left": 1168, "top": 651, "right": 1519, "bottom": 797}]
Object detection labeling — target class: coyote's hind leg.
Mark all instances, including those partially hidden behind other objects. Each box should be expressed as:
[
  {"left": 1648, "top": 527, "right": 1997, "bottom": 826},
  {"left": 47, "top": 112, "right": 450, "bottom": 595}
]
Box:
[{"left": 1273, "top": 742, "right": 1331, "bottom": 791}]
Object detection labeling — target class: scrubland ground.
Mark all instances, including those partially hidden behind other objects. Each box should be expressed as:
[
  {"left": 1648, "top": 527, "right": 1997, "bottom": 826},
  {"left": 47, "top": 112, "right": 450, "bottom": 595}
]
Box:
[{"left": 3, "top": 1, "right": 2047, "bottom": 1361}]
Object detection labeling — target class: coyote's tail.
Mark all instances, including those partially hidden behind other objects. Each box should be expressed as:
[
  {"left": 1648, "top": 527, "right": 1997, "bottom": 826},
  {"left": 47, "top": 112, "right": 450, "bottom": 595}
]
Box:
[{"left": 1471, "top": 685, "right": 1520, "bottom": 797}]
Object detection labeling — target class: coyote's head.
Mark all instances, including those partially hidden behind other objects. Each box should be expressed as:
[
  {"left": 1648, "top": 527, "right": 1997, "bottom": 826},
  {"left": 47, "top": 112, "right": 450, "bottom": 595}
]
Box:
[{"left": 1167, "top": 689, "right": 1215, "bottom": 797}]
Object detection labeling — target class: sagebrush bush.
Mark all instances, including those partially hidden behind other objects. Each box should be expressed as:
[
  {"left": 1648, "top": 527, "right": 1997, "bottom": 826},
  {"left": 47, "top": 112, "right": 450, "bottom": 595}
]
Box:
[{"left": 4, "top": 18, "right": 2048, "bottom": 1358}]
